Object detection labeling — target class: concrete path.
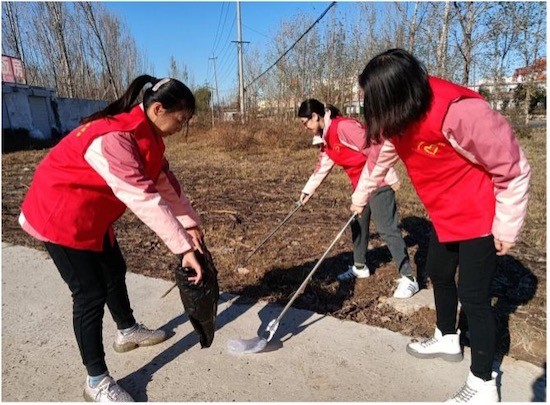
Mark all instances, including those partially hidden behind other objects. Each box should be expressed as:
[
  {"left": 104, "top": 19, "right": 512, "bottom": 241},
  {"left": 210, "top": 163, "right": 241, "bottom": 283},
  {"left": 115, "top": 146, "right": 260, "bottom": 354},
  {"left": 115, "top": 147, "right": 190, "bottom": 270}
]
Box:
[{"left": 2, "top": 244, "right": 545, "bottom": 402}]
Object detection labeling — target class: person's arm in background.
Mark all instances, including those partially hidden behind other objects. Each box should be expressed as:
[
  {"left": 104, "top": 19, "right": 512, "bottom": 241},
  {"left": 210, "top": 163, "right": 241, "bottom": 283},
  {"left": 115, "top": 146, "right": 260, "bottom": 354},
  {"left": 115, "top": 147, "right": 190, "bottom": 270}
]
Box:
[
  {"left": 300, "top": 149, "right": 335, "bottom": 204},
  {"left": 351, "top": 139, "right": 400, "bottom": 213},
  {"left": 84, "top": 131, "right": 203, "bottom": 282},
  {"left": 336, "top": 120, "right": 401, "bottom": 211},
  {"left": 443, "top": 98, "right": 531, "bottom": 255}
]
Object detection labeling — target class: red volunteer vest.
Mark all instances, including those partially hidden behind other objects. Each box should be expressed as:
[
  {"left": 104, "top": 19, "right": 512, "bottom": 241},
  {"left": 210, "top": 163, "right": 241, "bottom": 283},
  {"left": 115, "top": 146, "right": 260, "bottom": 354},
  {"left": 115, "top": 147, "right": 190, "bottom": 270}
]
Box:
[
  {"left": 323, "top": 116, "right": 368, "bottom": 190},
  {"left": 21, "top": 105, "right": 165, "bottom": 251},
  {"left": 391, "top": 76, "right": 495, "bottom": 242}
]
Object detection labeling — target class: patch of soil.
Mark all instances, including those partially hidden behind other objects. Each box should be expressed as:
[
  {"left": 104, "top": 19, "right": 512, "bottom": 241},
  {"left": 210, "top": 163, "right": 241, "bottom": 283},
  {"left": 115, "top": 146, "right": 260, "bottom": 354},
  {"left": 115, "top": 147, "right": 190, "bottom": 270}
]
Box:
[{"left": 2, "top": 128, "right": 545, "bottom": 367}]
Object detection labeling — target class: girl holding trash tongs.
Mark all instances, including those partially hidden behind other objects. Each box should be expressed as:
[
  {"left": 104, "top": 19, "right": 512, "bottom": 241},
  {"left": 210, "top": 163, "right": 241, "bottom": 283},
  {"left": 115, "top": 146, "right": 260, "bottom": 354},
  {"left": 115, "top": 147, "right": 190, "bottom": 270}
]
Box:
[{"left": 298, "top": 99, "right": 419, "bottom": 299}]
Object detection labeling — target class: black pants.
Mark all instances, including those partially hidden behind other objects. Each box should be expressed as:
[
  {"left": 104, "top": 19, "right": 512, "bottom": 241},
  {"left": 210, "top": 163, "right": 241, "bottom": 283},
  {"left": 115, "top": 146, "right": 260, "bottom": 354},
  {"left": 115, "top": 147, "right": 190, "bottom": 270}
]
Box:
[
  {"left": 426, "top": 228, "right": 496, "bottom": 381},
  {"left": 45, "top": 235, "right": 136, "bottom": 376},
  {"left": 351, "top": 186, "right": 413, "bottom": 276}
]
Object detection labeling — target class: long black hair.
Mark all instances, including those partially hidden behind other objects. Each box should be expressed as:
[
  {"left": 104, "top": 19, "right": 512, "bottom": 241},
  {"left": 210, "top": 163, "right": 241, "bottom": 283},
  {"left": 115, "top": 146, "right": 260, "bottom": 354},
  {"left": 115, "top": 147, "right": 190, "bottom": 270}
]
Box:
[
  {"left": 358, "top": 48, "right": 433, "bottom": 145},
  {"left": 82, "top": 75, "right": 196, "bottom": 123},
  {"left": 298, "top": 98, "right": 342, "bottom": 119}
]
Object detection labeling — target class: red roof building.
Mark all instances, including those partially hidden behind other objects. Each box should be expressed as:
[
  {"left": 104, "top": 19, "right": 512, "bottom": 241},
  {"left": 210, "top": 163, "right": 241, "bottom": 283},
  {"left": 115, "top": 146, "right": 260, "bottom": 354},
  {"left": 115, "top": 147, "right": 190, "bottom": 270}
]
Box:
[{"left": 512, "top": 57, "right": 546, "bottom": 83}]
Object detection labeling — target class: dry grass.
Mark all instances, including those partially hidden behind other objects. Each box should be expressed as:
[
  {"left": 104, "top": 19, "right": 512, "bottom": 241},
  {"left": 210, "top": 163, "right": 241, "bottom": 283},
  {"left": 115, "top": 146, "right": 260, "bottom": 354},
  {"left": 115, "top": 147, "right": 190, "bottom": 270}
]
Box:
[{"left": 2, "top": 119, "right": 546, "bottom": 366}]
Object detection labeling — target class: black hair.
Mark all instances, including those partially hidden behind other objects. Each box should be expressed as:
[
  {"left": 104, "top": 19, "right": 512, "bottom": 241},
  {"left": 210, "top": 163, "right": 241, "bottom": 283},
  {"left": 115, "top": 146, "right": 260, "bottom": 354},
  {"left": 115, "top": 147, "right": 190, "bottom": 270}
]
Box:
[
  {"left": 82, "top": 75, "right": 196, "bottom": 123},
  {"left": 358, "top": 48, "right": 433, "bottom": 145},
  {"left": 298, "top": 98, "right": 342, "bottom": 119}
]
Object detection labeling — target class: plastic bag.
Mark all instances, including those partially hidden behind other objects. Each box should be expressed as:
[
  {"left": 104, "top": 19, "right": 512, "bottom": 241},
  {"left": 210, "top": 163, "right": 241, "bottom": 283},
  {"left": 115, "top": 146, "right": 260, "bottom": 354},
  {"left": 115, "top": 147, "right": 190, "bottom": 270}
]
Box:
[{"left": 175, "top": 244, "right": 220, "bottom": 348}]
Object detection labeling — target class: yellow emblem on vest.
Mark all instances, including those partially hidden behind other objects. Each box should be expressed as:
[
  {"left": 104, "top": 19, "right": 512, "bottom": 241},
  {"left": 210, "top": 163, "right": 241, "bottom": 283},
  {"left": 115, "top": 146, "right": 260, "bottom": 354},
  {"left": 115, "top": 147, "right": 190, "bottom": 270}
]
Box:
[
  {"left": 417, "top": 141, "right": 446, "bottom": 156},
  {"left": 75, "top": 122, "right": 92, "bottom": 137}
]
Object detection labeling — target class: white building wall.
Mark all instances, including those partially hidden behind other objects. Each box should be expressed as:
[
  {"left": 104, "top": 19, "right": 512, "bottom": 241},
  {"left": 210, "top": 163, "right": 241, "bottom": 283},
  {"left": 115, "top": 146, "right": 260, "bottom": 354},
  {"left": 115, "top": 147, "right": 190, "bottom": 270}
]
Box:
[
  {"left": 2, "top": 87, "right": 35, "bottom": 130},
  {"left": 2, "top": 83, "right": 107, "bottom": 138},
  {"left": 55, "top": 98, "right": 108, "bottom": 134}
]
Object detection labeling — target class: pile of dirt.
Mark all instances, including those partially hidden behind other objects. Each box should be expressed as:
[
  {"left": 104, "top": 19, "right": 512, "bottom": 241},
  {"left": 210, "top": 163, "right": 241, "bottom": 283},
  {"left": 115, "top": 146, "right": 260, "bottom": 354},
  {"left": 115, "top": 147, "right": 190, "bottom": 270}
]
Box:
[{"left": 2, "top": 126, "right": 545, "bottom": 367}]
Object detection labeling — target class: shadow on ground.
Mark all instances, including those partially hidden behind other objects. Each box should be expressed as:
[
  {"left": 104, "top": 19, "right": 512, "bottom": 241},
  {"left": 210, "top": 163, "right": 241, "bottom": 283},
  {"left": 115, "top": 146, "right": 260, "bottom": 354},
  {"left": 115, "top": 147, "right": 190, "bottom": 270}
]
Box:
[
  {"left": 120, "top": 252, "right": 356, "bottom": 400},
  {"left": 119, "top": 293, "right": 258, "bottom": 401}
]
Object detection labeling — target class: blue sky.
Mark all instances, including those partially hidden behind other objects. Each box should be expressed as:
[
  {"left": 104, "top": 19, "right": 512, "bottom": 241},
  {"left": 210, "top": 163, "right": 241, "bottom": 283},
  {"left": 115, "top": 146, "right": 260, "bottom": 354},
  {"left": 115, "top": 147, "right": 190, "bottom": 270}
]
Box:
[{"left": 104, "top": 1, "right": 345, "bottom": 101}]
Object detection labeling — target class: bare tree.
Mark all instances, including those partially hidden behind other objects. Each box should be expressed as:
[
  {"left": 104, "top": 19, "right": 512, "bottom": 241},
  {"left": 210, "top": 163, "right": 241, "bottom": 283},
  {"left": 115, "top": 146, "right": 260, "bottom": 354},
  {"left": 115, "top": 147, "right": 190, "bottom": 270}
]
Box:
[
  {"left": 2, "top": 2, "right": 148, "bottom": 101},
  {"left": 435, "top": 1, "right": 452, "bottom": 77},
  {"left": 513, "top": 2, "right": 546, "bottom": 124},
  {"left": 2, "top": 2, "right": 25, "bottom": 61},
  {"left": 43, "top": 3, "right": 77, "bottom": 97},
  {"left": 243, "top": 48, "right": 264, "bottom": 118},
  {"left": 168, "top": 55, "right": 190, "bottom": 83},
  {"left": 395, "top": 2, "right": 429, "bottom": 53},
  {"left": 452, "top": 2, "right": 493, "bottom": 85},
  {"left": 79, "top": 2, "right": 119, "bottom": 98}
]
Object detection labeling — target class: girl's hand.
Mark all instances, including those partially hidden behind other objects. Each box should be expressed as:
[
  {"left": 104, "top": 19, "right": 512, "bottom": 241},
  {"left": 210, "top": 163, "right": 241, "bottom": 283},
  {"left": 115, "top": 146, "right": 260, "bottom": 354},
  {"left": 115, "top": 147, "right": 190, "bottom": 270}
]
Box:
[
  {"left": 300, "top": 193, "right": 312, "bottom": 205},
  {"left": 350, "top": 203, "right": 364, "bottom": 216},
  {"left": 494, "top": 239, "right": 514, "bottom": 256},
  {"left": 390, "top": 181, "right": 401, "bottom": 191},
  {"left": 182, "top": 249, "right": 203, "bottom": 284},
  {"left": 186, "top": 227, "right": 204, "bottom": 253}
]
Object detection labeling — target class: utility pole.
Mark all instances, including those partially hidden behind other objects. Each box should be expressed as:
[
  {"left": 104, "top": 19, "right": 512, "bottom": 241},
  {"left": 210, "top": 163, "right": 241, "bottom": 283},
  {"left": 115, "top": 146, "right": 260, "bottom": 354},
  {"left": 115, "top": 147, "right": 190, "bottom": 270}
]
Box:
[
  {"left": 206, "top": 83, "right": 215, "bottom": 128},
  {"left": 233, "top": 1, "right": 248, "bottom": 122},
  {"left": 209, "top": 55, "right": 221, "bottom": 121}
]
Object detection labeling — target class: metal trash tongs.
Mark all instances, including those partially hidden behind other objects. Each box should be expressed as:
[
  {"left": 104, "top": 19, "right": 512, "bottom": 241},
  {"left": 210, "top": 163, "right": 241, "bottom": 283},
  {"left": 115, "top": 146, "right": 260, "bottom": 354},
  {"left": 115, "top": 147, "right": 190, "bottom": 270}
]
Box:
[
  {"left": 261, "top": 212, "right": 358, "bottom": 343},
  {"left": 161, "top": 201, "right": 303, "bottom": 298},
  {"left": 232, "top": 200, "right": 303, "bottom": 273}
]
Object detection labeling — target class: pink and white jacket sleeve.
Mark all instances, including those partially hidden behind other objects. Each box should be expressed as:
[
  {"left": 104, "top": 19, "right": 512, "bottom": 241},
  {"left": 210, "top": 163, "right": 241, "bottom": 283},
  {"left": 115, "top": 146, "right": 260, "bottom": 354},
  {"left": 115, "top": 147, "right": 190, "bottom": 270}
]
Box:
[
  {"left": 442, "top": 98, "right": 531, "bottom": 243},
  {"left": 302, "top": 118, "right": 398, "bottom": 196},
  {"left": 84, "top": 131, "right": 195, "bottom": 254},
  {"left": 352, "top": 140, "right": 400, "bottom": 206},
  {"left": 337, "top": 119, "right": 399, "bottom": 190},
  {"left": 156, "top": 159, "right": 201, "bottom": 229},
  {"left": 301, "top": 150, "right": 335, "bottom": 195}
]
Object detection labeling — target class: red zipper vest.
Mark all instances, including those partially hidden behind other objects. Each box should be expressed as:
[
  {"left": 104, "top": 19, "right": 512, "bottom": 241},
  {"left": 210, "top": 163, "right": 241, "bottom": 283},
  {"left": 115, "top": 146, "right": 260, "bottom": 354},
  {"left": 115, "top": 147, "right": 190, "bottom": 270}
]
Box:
[
  {"left": 391, "top": 76, "right": 495, "bottom": 242},
  {"left": 21, "top": 105, "right": 165, "bottom": 251},
  {"left": 323, "top": 116, "right": 368, "bottom": 190}
]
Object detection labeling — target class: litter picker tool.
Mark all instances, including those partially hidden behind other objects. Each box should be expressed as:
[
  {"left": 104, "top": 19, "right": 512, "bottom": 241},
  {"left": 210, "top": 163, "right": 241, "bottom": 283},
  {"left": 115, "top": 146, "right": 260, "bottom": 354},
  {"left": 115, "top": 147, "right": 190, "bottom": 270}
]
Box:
[
  {"left": 232, "top": 201, "right": 303, "bottom": 273},
  {"left": 227, "top": 211, "right": 358, "bottom": 354},
  {"left": 161, "top": 201, "right": 302, "bottom": 298}
]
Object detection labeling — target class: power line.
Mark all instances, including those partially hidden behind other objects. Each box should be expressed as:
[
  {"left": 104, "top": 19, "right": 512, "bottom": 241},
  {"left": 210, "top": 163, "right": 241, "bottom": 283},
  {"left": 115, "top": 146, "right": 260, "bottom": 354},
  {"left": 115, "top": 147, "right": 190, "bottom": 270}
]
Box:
[
  {"left": 212, "top": 12, "right": 237, "bottom": 76},
  {"left": 210, "top": 2, "right": 225, "bottom": 55},
  {"left": 244, "top": 1, "right": 337, "bottom": 90},
  {"left": 243, "top": 23, "right": 271, "bottom": 39},
  {"left": 211, "top": 2, "right": 230, "bottom": 55},
  {"left": 218, "top": 58, "right": 238, "bottom": 85}
]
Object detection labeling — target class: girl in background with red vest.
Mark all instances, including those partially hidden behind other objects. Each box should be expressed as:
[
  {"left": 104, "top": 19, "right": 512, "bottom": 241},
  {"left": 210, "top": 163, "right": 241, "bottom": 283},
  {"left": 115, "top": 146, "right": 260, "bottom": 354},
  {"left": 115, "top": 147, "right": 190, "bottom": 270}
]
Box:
[
  {"left": 297, "top": 99, "right": 419, "bottom": 299},
  {"left": 19, "top": 75, "right": 204, "bottom": 402},
  {"left": 357, "top": 49, "right": 531, "bottom": 402}
]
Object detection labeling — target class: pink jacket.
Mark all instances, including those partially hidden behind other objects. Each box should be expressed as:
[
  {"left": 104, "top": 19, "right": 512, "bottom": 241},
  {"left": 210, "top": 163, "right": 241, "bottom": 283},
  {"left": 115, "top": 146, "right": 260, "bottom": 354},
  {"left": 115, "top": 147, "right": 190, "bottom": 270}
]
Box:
[
  {"left": 302, "top": 114, "right": 399, "bottom": 196},
  {"left": 20, "top": 129, "right": 200, "bottom": 254},
  {"left": 352, "top": 98, "right": 531, "bottom": 243}
]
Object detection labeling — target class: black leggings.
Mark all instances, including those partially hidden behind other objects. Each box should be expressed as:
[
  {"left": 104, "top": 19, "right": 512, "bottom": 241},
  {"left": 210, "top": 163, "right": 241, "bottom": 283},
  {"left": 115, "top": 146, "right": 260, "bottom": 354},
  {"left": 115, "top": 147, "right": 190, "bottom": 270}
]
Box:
[
  {"left": 426, "top": 228, "right": 496, "bottom": 381},
  {"left": 45, "top": 235, "right": 136, "bottom": 376}
]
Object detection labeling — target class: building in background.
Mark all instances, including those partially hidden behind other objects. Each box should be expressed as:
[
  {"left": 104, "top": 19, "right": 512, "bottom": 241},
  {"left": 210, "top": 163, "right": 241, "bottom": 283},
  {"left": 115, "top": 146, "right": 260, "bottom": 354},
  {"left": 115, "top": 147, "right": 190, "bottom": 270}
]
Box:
[
  {"left": 2, "top": 55, "right": 107, "bottom": 141},
  {"left": 513, "top": 57, "right": 546, "bottom": 83}
]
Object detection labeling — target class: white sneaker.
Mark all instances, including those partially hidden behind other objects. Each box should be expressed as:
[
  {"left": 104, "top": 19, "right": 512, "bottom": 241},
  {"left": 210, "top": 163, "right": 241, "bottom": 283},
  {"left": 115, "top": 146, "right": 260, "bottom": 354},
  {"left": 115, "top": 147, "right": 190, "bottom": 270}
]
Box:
[
  {"left": 393, "top": 276, "right": 419, "bottom": 298},
  {"left": 83, "top": 376, "right": 135, "bottom": 402},
  {"left": 337, "top": 265, "right": 370, "bottom": 281},
  {"left": 406, "top": 327, "right": 463, "bottom": 362},
  {"left": 446, "top": 371, "right": 498, "bottom": 402},
  {"left": 113, "top": 323, "right": 167, "bottom": 353}
]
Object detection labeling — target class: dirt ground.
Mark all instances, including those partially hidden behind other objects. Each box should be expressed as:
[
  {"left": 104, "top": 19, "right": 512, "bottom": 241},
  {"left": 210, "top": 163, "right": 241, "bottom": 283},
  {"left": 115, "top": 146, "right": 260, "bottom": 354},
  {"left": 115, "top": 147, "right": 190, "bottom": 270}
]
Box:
[{"left": 2, "top": 122, "right": 546, "bottom": 367}]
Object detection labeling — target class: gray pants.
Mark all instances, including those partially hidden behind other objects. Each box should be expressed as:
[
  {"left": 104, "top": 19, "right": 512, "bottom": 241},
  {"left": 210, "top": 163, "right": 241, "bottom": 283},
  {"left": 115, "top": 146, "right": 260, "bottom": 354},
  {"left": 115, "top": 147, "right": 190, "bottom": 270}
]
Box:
[{"left": 351, "top": 186, "right": 413, "bottom": 277}]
